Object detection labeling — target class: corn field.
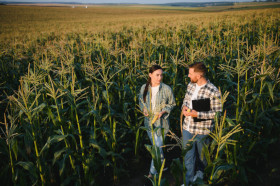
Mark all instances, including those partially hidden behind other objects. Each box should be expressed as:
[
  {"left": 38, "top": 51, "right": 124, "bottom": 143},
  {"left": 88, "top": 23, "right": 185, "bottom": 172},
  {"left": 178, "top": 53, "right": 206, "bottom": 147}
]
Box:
[{"left": 0, "top": 5, "right": 280, "bottom": 185}]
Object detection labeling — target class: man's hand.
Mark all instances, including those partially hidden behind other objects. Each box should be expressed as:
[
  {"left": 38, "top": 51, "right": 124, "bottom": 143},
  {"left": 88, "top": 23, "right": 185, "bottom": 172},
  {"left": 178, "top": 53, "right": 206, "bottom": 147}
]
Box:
[
  {"left": 182, "top": 106, "right": 198, "bottom": 117},
  {"left": 182, "top": 106, "right": 190, "bottom": 116}
]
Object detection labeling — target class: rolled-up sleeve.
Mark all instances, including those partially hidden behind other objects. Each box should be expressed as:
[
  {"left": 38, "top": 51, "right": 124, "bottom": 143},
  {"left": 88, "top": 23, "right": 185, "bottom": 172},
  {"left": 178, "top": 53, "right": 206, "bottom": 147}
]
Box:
[
  {"left": 139, "top": 85, "right": 145, "bottom": 112},
  {"left": 161, "top": 87, "right": 176, "bottom": 119},
  {"left": 181, "top": 83, "right": 193, "bottom": 110},
  {"left": 181, "top": 91, "right": 189, "bottom": 110}
]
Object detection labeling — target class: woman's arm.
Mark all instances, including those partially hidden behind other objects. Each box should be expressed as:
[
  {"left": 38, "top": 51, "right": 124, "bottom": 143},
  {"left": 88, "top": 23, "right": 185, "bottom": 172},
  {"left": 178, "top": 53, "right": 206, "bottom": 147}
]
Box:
[
  {"left": 160, "top": 86, "right": 176, "bottom": 120},
  {"left": 139, "top": 85, "right": 149, "bottom": 116}
]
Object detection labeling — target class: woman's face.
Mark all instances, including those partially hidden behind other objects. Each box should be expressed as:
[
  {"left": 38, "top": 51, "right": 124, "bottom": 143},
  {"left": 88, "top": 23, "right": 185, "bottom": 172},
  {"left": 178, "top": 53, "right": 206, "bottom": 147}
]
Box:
[{"left": 149, "top": 69, "right": 163, "bottom": 86}]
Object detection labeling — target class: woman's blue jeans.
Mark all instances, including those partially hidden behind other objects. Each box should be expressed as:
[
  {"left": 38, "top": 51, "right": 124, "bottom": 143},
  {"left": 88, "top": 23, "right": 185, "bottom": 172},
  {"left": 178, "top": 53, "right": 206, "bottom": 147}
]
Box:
[{"left": 182, "top": 129, "right": 208, "bottom": 185}]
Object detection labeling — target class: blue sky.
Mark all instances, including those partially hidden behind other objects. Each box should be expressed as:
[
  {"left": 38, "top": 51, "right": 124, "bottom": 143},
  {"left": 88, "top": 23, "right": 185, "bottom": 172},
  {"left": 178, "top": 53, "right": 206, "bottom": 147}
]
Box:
[{"left": 3, "top": 0, "right": 254, "bottom": 4}]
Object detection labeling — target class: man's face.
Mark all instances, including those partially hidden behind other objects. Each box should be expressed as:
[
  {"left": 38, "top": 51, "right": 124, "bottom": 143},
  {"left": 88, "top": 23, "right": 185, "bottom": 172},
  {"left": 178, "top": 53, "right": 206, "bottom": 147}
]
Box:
[{"left": 188, "top": 68, "right": 201, "bottom": 83}]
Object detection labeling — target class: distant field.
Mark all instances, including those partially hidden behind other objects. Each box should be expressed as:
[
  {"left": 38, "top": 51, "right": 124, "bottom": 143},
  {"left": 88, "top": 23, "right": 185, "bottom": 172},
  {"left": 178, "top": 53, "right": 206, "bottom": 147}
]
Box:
[
  {"left": 0, "top": 3, "right": 279, "bottom": 186},
  {"left": 1, "top": 3, "right": 280, "bottom": 43},
  {"left": 0, "top": 5, "right": 195, "bottom": 41}
]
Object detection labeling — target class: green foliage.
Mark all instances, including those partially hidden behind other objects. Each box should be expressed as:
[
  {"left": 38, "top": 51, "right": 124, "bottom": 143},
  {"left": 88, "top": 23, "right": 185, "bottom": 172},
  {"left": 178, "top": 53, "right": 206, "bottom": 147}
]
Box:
[{"left": 0, "top": 6, "right": 279, "bottom": 185}]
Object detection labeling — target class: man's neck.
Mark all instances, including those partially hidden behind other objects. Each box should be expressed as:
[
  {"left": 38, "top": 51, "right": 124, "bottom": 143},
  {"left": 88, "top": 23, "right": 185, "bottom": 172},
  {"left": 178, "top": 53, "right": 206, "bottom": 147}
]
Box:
[{"left": 196, "top": 77, "right": 207, "bottom": 86}]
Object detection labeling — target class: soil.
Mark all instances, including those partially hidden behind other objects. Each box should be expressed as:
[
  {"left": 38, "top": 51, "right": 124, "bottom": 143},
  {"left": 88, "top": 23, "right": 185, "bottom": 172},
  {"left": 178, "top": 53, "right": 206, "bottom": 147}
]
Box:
[
  {"left": 120, "top": 146, "right": 182, "bottom": 186},
  {"left": 118, "top": 137, "right": 280, "bottom": 186},
  {"left": 253, "top": 139, "right": 280, "bottom": 186}
]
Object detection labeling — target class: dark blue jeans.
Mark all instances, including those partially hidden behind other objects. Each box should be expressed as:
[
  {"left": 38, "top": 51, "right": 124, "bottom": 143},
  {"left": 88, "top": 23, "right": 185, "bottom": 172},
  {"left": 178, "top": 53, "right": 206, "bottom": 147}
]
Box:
[{"left": 182, "top": 129, "right": 208, "bottom": 185}]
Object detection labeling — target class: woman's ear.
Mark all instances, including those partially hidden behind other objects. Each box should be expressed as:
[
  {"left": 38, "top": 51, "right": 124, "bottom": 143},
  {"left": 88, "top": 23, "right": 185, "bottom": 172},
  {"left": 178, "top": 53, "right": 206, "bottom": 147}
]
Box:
[{"left": 149, "top": 73, "right": 152, "bottom": 78}]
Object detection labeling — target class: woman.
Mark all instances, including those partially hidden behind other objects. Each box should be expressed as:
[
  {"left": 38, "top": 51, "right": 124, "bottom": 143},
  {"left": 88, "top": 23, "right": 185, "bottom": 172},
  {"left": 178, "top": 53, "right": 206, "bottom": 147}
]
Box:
[{"left": 139, "top": 65, "right": 176, "bottom": 177}]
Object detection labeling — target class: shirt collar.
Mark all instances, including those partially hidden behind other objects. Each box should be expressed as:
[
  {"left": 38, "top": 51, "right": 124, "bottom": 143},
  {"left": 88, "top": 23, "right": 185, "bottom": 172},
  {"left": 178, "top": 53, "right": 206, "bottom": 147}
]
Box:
[
  {"left": 149, "top": 82, "right": 163, "bottom": 90},
  {"left": 192, "top": 79, "right": 210, "bottom": 88}
]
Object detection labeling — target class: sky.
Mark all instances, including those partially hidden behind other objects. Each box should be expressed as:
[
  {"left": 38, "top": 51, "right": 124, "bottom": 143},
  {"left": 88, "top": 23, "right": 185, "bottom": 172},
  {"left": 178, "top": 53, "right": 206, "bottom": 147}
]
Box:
[{"left": 3, "top": 0, "right": 254, "bottom": 4}]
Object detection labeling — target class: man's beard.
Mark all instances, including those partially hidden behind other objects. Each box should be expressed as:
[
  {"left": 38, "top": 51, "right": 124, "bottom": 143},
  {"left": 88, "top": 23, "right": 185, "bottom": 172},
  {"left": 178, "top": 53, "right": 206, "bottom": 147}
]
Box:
[{"left": 190, "top": 79, "right": 198, "bottom": 83}]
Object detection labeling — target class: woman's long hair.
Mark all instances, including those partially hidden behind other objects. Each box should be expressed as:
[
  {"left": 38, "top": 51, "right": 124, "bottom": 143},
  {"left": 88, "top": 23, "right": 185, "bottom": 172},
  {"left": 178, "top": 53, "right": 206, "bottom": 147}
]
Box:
[{"left": 143, "top": 65, "right": 163, "bottom": 103}]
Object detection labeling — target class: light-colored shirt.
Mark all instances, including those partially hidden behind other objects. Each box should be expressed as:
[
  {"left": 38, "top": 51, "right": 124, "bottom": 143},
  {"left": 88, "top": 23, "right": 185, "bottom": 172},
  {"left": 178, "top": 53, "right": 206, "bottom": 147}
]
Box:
[{"left": 151, "top": 85, "right": 160, "bottom": 111}]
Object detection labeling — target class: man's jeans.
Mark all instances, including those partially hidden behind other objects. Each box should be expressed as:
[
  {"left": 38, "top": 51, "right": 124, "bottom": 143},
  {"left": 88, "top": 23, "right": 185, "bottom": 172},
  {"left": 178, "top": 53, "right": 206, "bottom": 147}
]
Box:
[
  {"left": 147, "top": 131, "right": 164, "bottom": 175},
  {"left": 183, "top": 129, "right": 208, "bottom": 185}
]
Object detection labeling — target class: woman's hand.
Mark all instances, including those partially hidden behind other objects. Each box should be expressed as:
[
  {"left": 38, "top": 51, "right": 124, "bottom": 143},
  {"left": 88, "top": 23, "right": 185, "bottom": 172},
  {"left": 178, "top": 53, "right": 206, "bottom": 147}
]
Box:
[
  {"left": 157, "top": 111, "right": 167, "bottom": 119},
  {"left": 151, "top": 111, "right": 164, "bottom": 125},
  {"left": 143, "top": 108, "right": 149, "bottom": 117}
]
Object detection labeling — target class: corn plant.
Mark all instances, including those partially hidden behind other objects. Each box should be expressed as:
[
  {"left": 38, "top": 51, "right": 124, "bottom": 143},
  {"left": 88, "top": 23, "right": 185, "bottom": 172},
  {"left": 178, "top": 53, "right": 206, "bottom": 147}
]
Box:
[{"left": 0, "top": 5, "right": 279, "bottom": 185}]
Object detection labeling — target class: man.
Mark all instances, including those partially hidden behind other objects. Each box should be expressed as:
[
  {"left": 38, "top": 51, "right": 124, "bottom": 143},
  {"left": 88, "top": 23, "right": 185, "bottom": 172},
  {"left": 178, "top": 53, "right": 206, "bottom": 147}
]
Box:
[{"left": 181, "top": 62, "right": 222, "bottom": 185}]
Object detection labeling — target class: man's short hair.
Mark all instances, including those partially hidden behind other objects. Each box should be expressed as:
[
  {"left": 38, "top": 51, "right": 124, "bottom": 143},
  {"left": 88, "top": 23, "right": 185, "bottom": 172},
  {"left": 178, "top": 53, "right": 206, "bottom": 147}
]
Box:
[{"left": 189, "top": 62, "right": 207, "bottom": 77}]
